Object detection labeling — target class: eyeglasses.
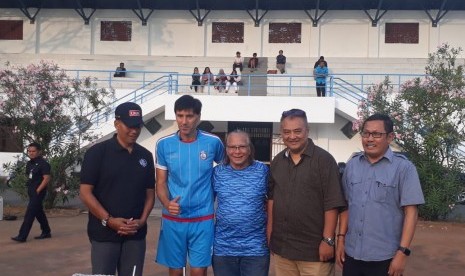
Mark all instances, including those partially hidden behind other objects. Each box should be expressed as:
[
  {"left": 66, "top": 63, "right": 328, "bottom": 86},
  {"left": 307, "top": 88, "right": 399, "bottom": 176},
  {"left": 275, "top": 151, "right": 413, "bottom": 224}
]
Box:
[
  {"left": 226, "top": 145, "right": 249, "bottom": 151},
  {"left": 360, "top": 131, "right": 389, "bottom": 138},
  {"left": 281, "top": 109, "right": 306, "bottom": 118}
]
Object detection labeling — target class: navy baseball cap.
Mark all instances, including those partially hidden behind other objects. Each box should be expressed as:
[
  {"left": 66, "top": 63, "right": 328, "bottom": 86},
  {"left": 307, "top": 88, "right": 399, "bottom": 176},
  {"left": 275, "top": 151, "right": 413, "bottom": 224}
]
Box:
[{"left": 114, "top": 102, "right": 144, "bottom": 128}]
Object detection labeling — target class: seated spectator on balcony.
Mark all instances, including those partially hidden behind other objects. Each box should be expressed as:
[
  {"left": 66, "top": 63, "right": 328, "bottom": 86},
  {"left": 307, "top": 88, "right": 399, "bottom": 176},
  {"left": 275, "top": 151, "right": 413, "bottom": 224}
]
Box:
[
  {"left": 276, "top": 50, "right": 286, "bottom": 74},
  {"left": 313, "top": 56, "right": 328, "bottom": 69},
  {"left": 113, "top": 62, "right": 126, "bottom": 77},
  {"left": 201, "top": 67, "right": 214, "bottom": 92},
  {"left": 248, "top": 53, "right": 259, "bottom": 72},
  {"left": 190, "top": 67, "right": 201, "bottom": 92},
  {"left": 225, "top": 69, "right": 241, "bottom": 93},
  {"left": 233, "top": 51, "right": 244, "bottom": 72},
  {"left": 215, "top": 69, "right": 228, "bottom": 92},
  {"left": 313, "top": 61, "right": 329, "bottom": 97}
]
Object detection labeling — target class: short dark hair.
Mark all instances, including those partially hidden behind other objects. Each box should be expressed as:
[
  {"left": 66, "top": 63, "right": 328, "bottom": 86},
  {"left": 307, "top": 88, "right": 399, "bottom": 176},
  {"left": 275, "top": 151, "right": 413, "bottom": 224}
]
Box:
[
  {"left": 224, "top": 129, "right": 255, "bottom": 166},
  {"left": 28, "top": 142, "right": 42, "bottom": 151},
  {"left": 280, "top": 109, "right": 308, "bottom": 125},
  {"left": 362, "top": 113, "right": 394, "bottom": 133},
  {"left": 174, "top": 95, "right": 202, "bottom": 115}
]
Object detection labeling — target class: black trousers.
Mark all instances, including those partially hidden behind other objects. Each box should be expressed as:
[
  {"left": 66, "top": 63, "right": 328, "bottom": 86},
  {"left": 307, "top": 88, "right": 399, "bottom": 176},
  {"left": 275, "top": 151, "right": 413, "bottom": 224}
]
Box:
[
  {"left": 233, "top": 63, "right": 243, "bottom": 72},
  {"left": 343, "top": 254, "right": 391, "bottom": 276},
  {"left": 91, "top": 239, "right": 146, "bottom": 276},
  {"left": 316, "top": 83, "right": 326, "bottom": 97},
  {"left": 17, "top": 185, "right": 51, "bottom": 239}
]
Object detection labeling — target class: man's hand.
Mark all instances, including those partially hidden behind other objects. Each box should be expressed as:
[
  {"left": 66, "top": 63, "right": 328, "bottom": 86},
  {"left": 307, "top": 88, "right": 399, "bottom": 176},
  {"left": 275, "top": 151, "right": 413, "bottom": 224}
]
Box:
[
  {"left": 107, "top": 217, "right": 138, "bottom": 236},
  {"left": 336, "top": 237, "right": 345, "bottom": 268},
  {"left": 167, "top": 196, "right": 181, "bottom": 216},
  {"left": 388, "top": 251, "right": 407, "bottom": 276},
  {"left": 319, "top": 241, "right": 335, "bottom": 262}
]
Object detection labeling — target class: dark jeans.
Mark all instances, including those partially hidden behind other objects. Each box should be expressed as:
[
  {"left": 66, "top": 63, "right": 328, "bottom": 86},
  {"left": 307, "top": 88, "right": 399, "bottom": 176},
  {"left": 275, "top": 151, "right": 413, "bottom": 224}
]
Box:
[
  {"left": 17, "top": 185, "right": 51, "bottom": 239},
  {"left": 212, "top": 255, "right": 270, "bottom": 276},
  {"left": 191, "top": 79, "right": 201, "bottom": 92},
  {"left": 343, "top": 254, "right": 391, "bottom": 276},
  {"left": 233, "top": 63, "right": 243, "bottom": 72},
  {"left": 316, "top": 82, "right": 326, "bottom": 97},
  {"left": 91, "top": 239, "right": 146, "bottom": 276}
]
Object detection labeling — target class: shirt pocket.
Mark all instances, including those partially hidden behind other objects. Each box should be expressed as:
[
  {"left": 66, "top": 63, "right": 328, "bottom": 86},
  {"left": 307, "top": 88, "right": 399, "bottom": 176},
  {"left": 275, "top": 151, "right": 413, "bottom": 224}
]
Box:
[
  {"left": 372, "top": 177, "right": 397, "bottom": 202},
  {"left": 348, "top": 178, "right": 363, "bottom": 203}
]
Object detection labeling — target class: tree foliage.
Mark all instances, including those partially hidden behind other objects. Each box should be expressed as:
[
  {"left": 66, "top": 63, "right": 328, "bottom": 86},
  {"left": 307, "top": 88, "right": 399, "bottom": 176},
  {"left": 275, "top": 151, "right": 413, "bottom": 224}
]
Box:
[
  {"left": 0, "top": 61, "right": 114, "bottom": 208},
  {"left": 354, "top": 44, "right": 465, "bottom": 220}
]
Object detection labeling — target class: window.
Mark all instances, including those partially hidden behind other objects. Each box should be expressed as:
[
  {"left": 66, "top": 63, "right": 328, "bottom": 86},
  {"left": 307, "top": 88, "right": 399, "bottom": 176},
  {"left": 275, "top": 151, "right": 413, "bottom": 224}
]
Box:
[
  {"left": 212, "top": 22, "right": 244, "bottom": 43},
  {"left": 100, "top": 21, "right": 132, "bottom": 41},
  {"left": 385, "top": 23, "right": 419, "bottom": 44},
  {"left": 269, "top": 23, "right": 301, "bottom": 43},
  {"left": 0, "top": 20, "right": 23, "bottom": 40}
]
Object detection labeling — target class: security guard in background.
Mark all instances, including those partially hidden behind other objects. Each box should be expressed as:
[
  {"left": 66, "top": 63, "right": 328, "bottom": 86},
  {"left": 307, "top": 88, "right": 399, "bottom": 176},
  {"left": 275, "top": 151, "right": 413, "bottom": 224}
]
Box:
[{"left": 12, "top": 142, "right": 52, "bottom": 242}]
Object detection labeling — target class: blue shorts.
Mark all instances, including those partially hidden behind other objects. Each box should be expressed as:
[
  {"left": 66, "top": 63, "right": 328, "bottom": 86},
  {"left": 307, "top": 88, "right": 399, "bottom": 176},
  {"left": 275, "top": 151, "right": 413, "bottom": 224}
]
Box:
[{"left": 156, "top": 216, "right": 214, "bottom": 269}]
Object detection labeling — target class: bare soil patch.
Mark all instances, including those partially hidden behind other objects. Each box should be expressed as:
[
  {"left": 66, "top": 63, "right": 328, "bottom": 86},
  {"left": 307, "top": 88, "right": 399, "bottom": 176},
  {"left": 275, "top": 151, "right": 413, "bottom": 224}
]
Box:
[{"left": 3, "top": 205, "right": 84, "bottom": 218}]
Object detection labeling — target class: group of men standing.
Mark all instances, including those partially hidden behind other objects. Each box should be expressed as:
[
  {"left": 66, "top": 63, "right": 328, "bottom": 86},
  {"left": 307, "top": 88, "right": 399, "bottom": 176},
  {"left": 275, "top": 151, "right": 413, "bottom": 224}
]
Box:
[{"left": 14, "top": 93, "right": 424, "bottom": 276}]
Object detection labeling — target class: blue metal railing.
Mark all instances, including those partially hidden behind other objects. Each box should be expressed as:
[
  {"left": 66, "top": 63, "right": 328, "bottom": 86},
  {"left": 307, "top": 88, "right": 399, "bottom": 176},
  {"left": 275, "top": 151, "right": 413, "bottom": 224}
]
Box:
[
  {"left": 84, "top": 75, "right": 173, "bottom": 127},
  {"left": 331, "top": 77, "right": 367, "bottom": 104}
]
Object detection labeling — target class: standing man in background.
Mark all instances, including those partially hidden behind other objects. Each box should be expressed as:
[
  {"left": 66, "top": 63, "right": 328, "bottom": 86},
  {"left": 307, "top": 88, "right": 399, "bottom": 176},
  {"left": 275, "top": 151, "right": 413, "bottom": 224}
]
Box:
[
  {"left": 268, "top": 109, "right": 346, "bottom": 276},
  {"left": 12, "top": 142, "right": 52, "bottom": 242},
  {"left": 336, "top": 113, "right": 424, "bottom": 276},
  {"left": 80, "top": 102, "right": 155, "bottom": 276},
  {"left": 155, "top": 95, "right": 225, "bottom": 276},
  {"left": 314, "top": 61, "right": 329, "bottom": 97}
]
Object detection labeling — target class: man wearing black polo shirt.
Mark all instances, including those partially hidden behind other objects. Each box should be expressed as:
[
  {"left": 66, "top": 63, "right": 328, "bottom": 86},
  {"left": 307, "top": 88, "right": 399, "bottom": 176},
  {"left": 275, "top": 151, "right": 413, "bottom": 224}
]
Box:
[
  {"left": 80, "top": 102, "right": 155, "bottom": 276},
  {"left": 11, "top": 142, "right": 52, "bottom": 242}
]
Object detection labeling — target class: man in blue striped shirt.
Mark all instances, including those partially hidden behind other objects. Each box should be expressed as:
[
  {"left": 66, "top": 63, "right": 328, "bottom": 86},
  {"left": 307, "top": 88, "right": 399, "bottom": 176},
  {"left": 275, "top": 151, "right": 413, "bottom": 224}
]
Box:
[{"left": 212, "top": 130, "right": 270, "bottom": 276}]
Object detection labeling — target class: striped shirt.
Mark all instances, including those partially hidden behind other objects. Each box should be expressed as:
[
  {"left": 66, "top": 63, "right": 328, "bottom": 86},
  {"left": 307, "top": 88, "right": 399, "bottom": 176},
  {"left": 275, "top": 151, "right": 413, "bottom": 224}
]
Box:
[{"left": 213, "top": 161, "right": 269, "bottom": 256}]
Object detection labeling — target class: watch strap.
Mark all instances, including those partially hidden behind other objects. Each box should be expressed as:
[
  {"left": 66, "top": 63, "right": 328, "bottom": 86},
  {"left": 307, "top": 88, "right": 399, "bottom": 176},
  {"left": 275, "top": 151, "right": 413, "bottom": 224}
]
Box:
[
  {"left": 398, "top": 246, "right": 411, "bottom": 256},
  {"left": 322, "top": 237, "right": 335, "bottom": 247}
]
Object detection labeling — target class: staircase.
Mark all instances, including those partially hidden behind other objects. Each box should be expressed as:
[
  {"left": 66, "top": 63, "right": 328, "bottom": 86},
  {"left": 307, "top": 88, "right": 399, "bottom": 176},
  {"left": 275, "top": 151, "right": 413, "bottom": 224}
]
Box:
[{"left": 238, "top": 57, "right": 268, "bottom": 96}]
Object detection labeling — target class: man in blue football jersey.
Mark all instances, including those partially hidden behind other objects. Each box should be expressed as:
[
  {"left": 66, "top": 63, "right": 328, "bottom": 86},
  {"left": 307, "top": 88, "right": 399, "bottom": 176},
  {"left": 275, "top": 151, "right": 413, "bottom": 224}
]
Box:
[{"left": 155, "top": 95, "right": 225, "bottom": 276}]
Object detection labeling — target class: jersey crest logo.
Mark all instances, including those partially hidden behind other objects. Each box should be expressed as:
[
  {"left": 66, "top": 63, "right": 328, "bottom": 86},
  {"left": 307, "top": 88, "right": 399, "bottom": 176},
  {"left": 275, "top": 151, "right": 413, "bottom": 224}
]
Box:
[
  {"left": 200, "top": 150, "right": 207, "bottom": 160},
  {"left": 139, "top": 158, "right": 147, "bottom": 167}
]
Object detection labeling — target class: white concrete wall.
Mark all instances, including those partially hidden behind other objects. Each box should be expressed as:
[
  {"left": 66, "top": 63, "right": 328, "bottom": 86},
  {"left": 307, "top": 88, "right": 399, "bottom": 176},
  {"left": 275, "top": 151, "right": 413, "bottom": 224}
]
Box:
[{"left": 2, "top": 9, "right": 465, "bottom": 58}]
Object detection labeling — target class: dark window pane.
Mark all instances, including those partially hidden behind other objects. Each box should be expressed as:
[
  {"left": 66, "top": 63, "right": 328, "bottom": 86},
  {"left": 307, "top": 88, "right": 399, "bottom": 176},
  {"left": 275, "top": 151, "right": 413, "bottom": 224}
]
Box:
[
  {"left": 385, "top": 23, "right": 419, "bottom": 44},
  {"left": 212, "top": 22, "right": 244, "bottom": 43},
  {"left": 0, "top": 20, "right": 23, "bottom": 40},
  {"left": 269, "top": 23, "right": 301, "bottom": 43},
  {"left": 101, "top": 21, "right": 132, "bottom": 41}
]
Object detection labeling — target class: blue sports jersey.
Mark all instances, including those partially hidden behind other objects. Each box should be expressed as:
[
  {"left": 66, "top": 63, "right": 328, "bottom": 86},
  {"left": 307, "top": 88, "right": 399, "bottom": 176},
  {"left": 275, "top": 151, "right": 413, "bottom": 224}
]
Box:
[
  {"left": 156, "top": 130, "right": 225, "bottom": 219},
  {"left": 212, "top": 161, "right": 269, "bottom": 256}
]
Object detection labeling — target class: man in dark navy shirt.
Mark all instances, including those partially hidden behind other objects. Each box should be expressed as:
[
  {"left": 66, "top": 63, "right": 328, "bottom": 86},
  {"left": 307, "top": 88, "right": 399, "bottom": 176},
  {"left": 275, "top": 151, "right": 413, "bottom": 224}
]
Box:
[
  {"left": 80, "top": 102, "right": 155, "bottom": 276},
  {"left": 11, "top": 142, "right": 52, "bottom": 242}
]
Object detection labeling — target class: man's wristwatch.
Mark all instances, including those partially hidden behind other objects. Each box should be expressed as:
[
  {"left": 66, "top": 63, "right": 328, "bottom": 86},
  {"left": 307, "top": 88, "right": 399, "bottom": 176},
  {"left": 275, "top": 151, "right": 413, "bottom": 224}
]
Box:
[
  {"left": 322, "top": 237, "right": 335, "bottom": 247},
  {"left": 398, "top": 246, "right": 411, "bottom": 256},
  {"left": 101, "top": 215, "right": 111, "bottom": 227}
]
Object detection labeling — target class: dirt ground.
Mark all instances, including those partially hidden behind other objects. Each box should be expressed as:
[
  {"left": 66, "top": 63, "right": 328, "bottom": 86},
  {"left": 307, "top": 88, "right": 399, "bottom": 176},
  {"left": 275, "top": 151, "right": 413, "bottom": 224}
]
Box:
[{"left": 1, "top": 207, "right": 465, "bottom": 276}]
